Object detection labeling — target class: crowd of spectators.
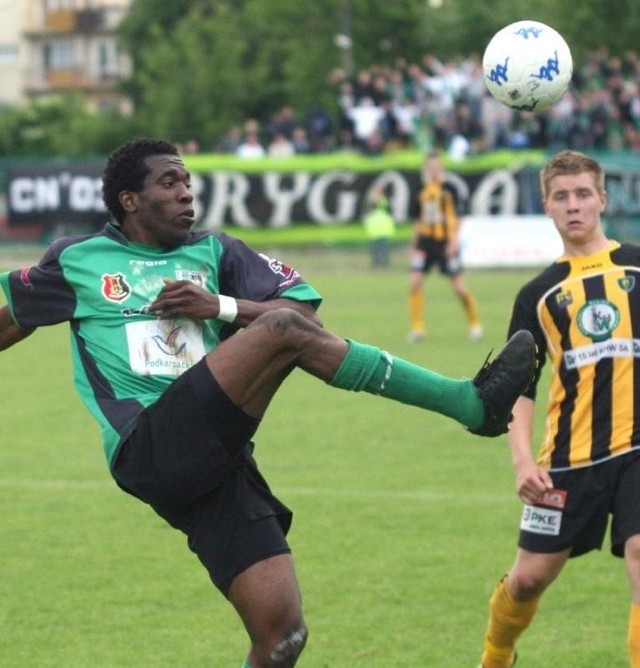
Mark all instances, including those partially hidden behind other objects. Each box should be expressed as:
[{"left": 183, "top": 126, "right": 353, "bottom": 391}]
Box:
[{"left": 211, "top": 47, "right": 640, "bottom": 159}]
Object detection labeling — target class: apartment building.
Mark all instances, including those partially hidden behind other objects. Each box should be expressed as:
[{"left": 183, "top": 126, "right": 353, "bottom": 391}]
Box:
[
  {"left": 0, "top": 0, "right": 27, "bottom": 106},
  {"left": 0, "top": 0, "right": 132, "bottom": 112}
]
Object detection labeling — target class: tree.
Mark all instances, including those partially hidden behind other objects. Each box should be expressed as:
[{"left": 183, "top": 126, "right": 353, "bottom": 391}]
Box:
[
  {"left": 118, "top": 0, "right": 640, "bottom": 150},
  {"left": 1, "top": 0, "right": 637, "bottom": 156},
  {"left": 0, "top": 94, "right": 136, "bottom": 156},
  {"left": 117, "top": 0, "right": 445, "bottom": 146}
]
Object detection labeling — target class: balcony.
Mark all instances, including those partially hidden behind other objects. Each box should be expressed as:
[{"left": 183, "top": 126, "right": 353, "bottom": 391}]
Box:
[
  {"left": 24, "top": 66, "right": 124, "bottom": 94},
  {"left": 24, "top": 7, "right": 122, "bottom": 36}
]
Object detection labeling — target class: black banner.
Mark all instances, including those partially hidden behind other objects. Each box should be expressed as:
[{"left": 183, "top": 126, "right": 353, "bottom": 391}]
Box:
[
  {"left": 7, "top": 163, "right": 105, "bottom": 228},
  {"left": 6, "top": 161, "right": 640, "bottom": 229}
]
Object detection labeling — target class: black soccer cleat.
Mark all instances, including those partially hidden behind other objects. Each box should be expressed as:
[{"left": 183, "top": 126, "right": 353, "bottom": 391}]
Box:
[{"left": 468, "top": 330, "right": 536, "bottom": 437}]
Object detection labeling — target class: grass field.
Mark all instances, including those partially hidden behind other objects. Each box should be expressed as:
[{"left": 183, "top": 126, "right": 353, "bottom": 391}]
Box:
[{"left": 0, "top": 247, "right": 631, "bottom": 667}]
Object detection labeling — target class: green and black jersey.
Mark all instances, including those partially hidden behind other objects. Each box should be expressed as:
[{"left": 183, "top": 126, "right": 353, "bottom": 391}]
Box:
[
  {"left": 509, "top": 240, "right": 640, "bottom": 471},
  {"left": 0, "top": 223, "right": 322, "bottom": 465}
]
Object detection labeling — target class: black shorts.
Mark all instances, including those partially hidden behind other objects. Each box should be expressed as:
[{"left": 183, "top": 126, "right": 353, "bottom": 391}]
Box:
[
  {"left": 412, "top": 237, "right": 462, "bottom": 276},
  {"left": 518, "top": 450, "right": 640, "bottom": 558},
  {"left": 111, "top": 358, "right": 293, "bottom": 597}
]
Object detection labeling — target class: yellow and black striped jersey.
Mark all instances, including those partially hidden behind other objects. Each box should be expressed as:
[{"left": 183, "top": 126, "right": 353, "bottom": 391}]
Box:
[
  {"left": 414, "top": 181, "right": 459, "bottom": 242},
  {"left": 509, "top": 241, "right": 640, "bottom": 471}
]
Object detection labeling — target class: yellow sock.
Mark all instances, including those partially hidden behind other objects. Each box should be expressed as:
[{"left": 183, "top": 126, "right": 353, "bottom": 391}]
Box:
[
  {"left": 481, "top": 575, "right": 539, "bottom": 668},
  {"left": 460, "top": 289, "right": 481, "bottom": 328},
  {"left": 408, "top": 290, "right": 424, "bottom": 333},
  {"left": 628, "top": 603, "right": 640, "bottom": 667}
]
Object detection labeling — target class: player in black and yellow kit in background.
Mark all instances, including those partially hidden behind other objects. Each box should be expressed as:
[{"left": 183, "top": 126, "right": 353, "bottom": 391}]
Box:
[
  {"left": 479, "top": 150, "right": 640, "bottom": 668},
  {"left": 407, "top": 151, "right": 483, "bottom": 342}
]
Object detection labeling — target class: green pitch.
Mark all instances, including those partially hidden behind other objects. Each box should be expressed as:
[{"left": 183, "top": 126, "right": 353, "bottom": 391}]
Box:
[{"left": 0, "top": 249, "right": 629, "bottom": 667}]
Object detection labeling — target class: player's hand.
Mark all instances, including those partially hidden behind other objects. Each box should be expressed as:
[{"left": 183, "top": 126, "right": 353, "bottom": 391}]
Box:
[
  {"left": 515, "top": 462, "right": 553, "bottom": 505},
  {"left": 445, "top": 239, "right": 459, "bottom": 257},
  {"left": 148, "top": 279, "right": 218, "bottom": 320},
  {"left": 0, "top": 305, "right": 35, "bottom": 351}
]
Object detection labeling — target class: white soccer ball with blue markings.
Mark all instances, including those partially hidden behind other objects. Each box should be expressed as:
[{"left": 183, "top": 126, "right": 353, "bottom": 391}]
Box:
[{"left": 482, "top": 20, "right": 573, "bottom": 112}]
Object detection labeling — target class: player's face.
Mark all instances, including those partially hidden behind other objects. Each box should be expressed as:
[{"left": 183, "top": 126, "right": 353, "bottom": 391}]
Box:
[
  {"left": 124, "top": 154, "right": 195, "bottom": 248},
  {"left": 425, "top": 157, "right": 444, "bottom": 181},
  {"left": 543, "top": 171, "right": 607, "bottom": 250}
]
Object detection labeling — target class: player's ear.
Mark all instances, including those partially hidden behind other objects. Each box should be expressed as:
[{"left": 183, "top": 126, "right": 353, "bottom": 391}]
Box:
[
  {"left": 599, "top": 190, "right": 607, "bottom": 213},
  {"left": 119, "top": 190, "right": 138, "bottom": 213}
]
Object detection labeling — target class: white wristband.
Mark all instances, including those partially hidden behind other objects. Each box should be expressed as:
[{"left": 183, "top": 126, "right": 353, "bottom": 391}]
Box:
[{"left": 217, "top": 295, "right": 238, "bottom": 323}]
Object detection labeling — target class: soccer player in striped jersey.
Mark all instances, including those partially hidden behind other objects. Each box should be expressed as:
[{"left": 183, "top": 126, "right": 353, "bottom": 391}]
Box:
[
  {"left": 407, "top": 151, "right": 483, "bottom": 342},
  {"left": 479, "top": 150, "right": 640, "bottom": 668}
]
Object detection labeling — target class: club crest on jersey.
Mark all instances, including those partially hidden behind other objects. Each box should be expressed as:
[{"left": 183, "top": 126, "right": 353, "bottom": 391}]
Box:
[
  {"left": 102, "top": 272, "right": 131, "bottom": 303},
  {"left": 577, "top": 299, "right": 620, "bottom": 342},
  {"left": 555, "top": 290, "right": 572, "bottom": 308},
  {"left": 19, "top": 267, "right": 33, "bottom": 287},
  {"left": 258, "top": 253, "right": 300, "bottom": 288},
  {"left": 175, "top": 269, "right": 207, "bottom": 287},
  {"left": 618, "top": 276, "right": 636, "bottom": 293}
]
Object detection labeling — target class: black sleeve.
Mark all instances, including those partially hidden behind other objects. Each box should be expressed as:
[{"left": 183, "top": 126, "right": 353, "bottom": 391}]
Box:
[
  {"left": 508, "top": 282, "right": 548, "bottom": 401},
  {"left": 216, "top": 233, "right": 312, "bottom": 302},
  {"left": 4, "top": 239, "right": 77, "bottom": 328},
  {"left": 444, "top": 181, "right": 467, "bottom": 217}
]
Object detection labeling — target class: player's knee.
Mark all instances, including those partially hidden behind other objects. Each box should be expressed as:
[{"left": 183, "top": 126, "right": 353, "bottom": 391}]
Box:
[
  {"left": 509, "top": 570, "right": 548, "bottom": 599},
  {"left": 625, "top": 534, "right": 640, "bottom": 564},
  {"left": 269, "top": 622, "right": 308, "bottom": 666},
  {"left": 257, "top": 308, "right": 316, "bottom": 342}
]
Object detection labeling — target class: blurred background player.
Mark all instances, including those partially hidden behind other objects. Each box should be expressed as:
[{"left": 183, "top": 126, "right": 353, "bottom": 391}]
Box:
[
  {"left": 407, "top": 151, "right": 483, "bottom": 342},
  {"left": 362, "top": 184, "right": 396, "bottom": 268}
]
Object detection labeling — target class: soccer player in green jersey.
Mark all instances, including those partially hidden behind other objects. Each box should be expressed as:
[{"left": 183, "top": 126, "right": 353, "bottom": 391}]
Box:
[{"left": 0, "top": 138, "right": 535, "bottom": 668}]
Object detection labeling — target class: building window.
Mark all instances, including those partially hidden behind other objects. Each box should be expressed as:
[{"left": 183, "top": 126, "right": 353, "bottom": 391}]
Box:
[
  {"left": 44, "top": 41, "right": 76, "bottom": 71},
  {"left": 96, "top": 39, "right": 119, "bottom": 78},
  {"left": 0, "top": 44, "right": 18, "bottom": 66}
]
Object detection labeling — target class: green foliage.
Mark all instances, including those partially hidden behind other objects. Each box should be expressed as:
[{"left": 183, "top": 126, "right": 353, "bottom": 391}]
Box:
[
  {"left": 0, "top": 250, "right": 632, "bottom": 666},
  {"left": 0, "top": 0, "right": 637, "bottom": 156},
  {"left": 0, "top": 94, "right": 138, "bottom": 157}
]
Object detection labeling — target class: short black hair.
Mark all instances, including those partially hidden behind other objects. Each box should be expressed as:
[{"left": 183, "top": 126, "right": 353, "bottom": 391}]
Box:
[{"left": 102, "top": 138, "right": 179, "bottom": 223}]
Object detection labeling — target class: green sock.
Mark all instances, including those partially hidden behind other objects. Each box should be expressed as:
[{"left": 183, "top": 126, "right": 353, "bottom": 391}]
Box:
[{"left": 328, "top": 339, "right": 484, "bottom": 429}]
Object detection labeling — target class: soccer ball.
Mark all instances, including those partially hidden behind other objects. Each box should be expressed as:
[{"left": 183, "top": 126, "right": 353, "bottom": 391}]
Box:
[{"left": 482, "top": 20, "right": 573, "bottom": 112}]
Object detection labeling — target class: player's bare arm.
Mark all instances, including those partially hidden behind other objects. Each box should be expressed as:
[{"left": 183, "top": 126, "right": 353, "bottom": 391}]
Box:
[
  {"left": 147, "top": 279, "right": 322, "bottom": 327},
  {"left": 507, "top": 395, "right": 553, "bottom": 504},
  {"left": 0, "top": 305, "right": 35, "bottom": 351},
  {"left": 445, "top": 237, "right": 459, "bottom": 257}
]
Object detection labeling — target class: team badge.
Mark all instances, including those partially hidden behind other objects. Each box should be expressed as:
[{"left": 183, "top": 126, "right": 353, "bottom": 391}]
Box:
[
  {"left": 102, "top": 273, "right": 131, "bottom": 303},
  {"left": 576, "top": 299, "right": 620, "bottom": 342},
  {"left": 555, "top": 290, "right": 572, "bottom": 308},
  {"left": 175, "top": 269, "right": 207, "bottom": 287},
  {"left": 539, "top": 488, "right": 567, "bottom": 509},
  {"left": 618, "top": 276, "right": 636, "bottom": 293},
  {"left": 19, "top": 267, "right": 33, "bottom": 287},
  {"left": 258, "top": 253, "right": 300, "bottom": 288}
]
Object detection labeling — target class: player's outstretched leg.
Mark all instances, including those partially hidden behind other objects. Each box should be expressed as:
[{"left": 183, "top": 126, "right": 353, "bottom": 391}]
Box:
[
  {"left": 327, "top": 328, "right": 535, "bottom": 436},
  {"left": 210, "top": 309, "right": 535, "bottom": 437},
  {"left": 467, "top": 330, "right": 536, "bottom": 437}
]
